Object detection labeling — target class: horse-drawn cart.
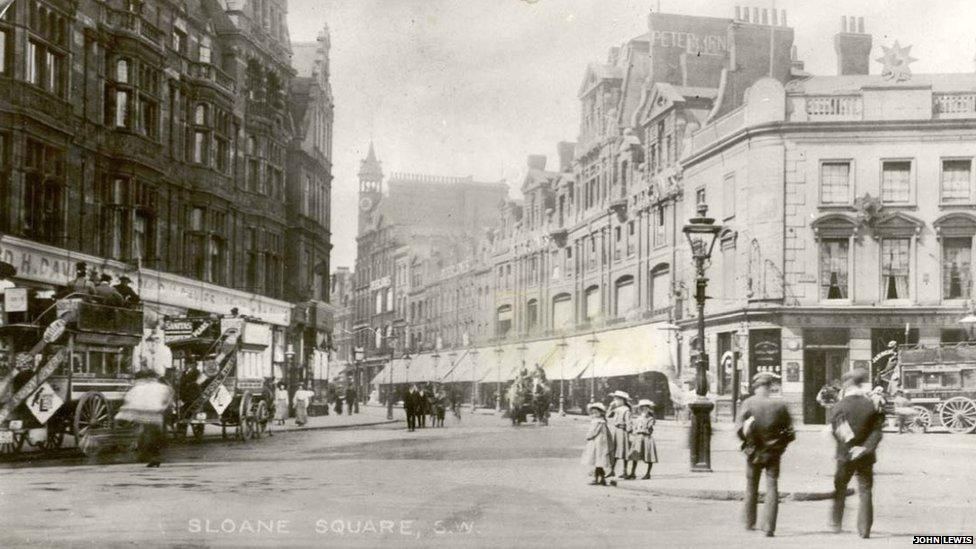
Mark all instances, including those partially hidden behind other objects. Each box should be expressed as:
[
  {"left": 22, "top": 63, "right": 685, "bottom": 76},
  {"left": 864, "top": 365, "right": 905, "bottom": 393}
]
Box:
[
  {"left": 0, "top": 296, "right": 143, "bottom": 455},
  {"left": 163, "top": 315, "right": 272, "bottom": 442},
  {"left": 889, "top": 343, "right": 976, "bottom": 434}
]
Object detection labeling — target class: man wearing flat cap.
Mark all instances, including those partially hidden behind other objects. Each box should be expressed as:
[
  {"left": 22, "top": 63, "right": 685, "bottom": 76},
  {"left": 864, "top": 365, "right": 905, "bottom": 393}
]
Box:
[
  {"left": 735, "top": 372, "right": 794, "bottom": 537},
  {"left": 829, "top": 367, "right": 884, "bottom": 539}
]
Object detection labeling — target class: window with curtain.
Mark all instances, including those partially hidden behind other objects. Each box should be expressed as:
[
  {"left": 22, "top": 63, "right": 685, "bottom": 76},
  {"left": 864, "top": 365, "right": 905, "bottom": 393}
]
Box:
[
  {"left": 881, "top": 238, "right": 910, "bottom": 300},
  {"left": 820, "top": 161, "right": 850, "bottom": 204},
  {"left": 820, "top": 239, "right": 849, "bottom": 299},
  {"left": 881, "top": 161, "right": 912, "bottom": 204},
  {"left": 941, "top": 159, "right": 973, "bottom": 204},
  {"left": 943, "top": 237, "right": 972, "bottom": 300}
]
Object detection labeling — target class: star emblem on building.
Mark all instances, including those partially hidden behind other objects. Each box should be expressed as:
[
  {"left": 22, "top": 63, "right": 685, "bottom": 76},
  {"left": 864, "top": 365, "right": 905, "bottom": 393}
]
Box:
[{"left": 876, "top": 41, "right": 918, "bottom": 82}]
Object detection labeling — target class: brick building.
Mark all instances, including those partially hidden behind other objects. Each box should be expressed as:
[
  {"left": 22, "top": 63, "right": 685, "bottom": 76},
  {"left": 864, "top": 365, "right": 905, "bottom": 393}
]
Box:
[{"left": 0, "top": 0, "right": 333, "bottom": 382}]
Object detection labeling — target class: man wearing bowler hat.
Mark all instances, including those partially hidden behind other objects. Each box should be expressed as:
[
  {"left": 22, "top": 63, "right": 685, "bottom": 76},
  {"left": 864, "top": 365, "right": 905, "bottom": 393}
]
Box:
[
  {"left": 736, "top": 372, "right": 794, "bottom": 537},
  {"left": 113, "top": 275, "right": 140, "bottom": 306}
]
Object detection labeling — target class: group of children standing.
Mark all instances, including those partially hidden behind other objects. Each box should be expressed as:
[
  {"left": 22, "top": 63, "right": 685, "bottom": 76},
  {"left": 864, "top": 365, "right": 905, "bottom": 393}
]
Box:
[{"left": 581, "top": 390, "right": 658, "bottom": 486}]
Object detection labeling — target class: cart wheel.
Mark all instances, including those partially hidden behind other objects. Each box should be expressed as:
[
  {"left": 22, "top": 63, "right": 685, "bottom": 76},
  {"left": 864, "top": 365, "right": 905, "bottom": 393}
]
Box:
[
  {"left": 0, "top": 432, "right": 25, "bottom": 454},
  {"left": 191, "top": 424, "right": 205, "bottom": 441},
  {"left": 908, "top": 406, "right": 931, "bottom": 433},
  {"left": 74, "top": 392, "right": 113, "bottom": 447},
  {"left": 253, "top": 400, "right": 269, "bottom": 439},
  {"left": 236, "top": 392, "right": 253, "bottom": 442},
  {"left": 939, "top": 397, "right": 976, "bottom": 434}
]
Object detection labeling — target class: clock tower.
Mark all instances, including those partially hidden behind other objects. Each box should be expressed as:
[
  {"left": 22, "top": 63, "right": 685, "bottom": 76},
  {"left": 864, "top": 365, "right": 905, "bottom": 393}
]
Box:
[{"left": 358, "top": 141, "right": 383, "bottom": 232}]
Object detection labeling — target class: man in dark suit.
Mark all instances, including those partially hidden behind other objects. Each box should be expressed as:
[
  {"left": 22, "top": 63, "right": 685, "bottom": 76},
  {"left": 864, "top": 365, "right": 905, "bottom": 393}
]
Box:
[
  {"left": 736, "top": 372, "right": 795, "bottom": 538},
  {"left": 345, "top": 386, "right": 357, "bottom": 415},
  {"left": 830, "top": 368, "right": 885, "bottom": 539},
  {"left": 404, "top": 385, "right": 419, "bottom": 432}
]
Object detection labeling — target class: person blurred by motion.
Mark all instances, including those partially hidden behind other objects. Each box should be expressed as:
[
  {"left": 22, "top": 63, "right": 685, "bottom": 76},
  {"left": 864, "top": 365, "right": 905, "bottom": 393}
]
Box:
[
  {"left": 736, "top": 372, "right": 795, "bottom": 538},
  {"left": 116, "top": 369, "right": 174, "bottom": 467},
  {"left": 830, "top": 368, "right": 885, "bottom": 539},
  {"left": 293, "top": 383, "right": 314, "bottom": 427}
]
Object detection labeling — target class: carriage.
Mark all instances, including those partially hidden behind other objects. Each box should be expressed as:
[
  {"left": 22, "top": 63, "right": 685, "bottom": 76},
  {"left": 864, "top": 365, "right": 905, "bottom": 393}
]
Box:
[
  {"left": 0, "top": 295, "right": 143, "bottom": 455},
  {"left": 163, "top": 315, "right": 273, "bottom": 442},
  {"left": 888, "top": 342, "right": 976, "bottom": 434}
]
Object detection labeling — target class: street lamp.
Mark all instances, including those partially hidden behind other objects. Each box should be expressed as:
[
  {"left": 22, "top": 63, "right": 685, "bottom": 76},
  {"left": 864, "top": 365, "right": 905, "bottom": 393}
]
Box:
[
  {"left": 470, "top": 349, "right": 479, "bottom": 411},
  {"left": 494, "top": 346, "right": 504, "bottom": 413},
  {"left": 556, "top": 337, "right": 568, "bottom": 416},
  {"left": 682, "top": 202, "right": 723, "bottom": 473},
  {"left": 385, "top": 334, "right": 398, "bottom": 420},
  {"left": 431, "top": 352, "right": 440, "bottom": 385},
  {"left": 587, "top": 333, "right": 599, "bottom": 403},
  {"left": 285, "top": 345, "right": 296, "bottom": 417}
]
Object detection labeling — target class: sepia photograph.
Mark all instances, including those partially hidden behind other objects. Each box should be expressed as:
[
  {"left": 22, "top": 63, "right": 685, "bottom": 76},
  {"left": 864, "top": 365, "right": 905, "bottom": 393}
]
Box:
[{"left": 0, "top": 0, "right": 975, "bottom": 546}]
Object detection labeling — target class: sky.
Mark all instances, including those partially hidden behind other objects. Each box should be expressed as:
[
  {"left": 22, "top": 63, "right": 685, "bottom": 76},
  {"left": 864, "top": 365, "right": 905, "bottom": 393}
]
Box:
[{"left": 286, "top": 0, "right": 976, "bottom": 270}]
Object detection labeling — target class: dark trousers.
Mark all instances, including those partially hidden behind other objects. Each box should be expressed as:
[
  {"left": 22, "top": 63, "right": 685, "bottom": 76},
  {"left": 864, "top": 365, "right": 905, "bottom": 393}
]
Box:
[
  {"left": 832, "top": 458, "right": 874, "bottom": 537},
  {"left": 406, "top": 411, "right": 416, "bottom": 431},
  {"left": 744, "top": 459, "right": 780, "bottom": 534}
]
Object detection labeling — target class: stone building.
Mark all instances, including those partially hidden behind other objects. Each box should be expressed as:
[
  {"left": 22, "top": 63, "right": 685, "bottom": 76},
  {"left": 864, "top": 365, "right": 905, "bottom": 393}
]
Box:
[{"left": 0, "top": 0, "right": 333, "bottom": 383}]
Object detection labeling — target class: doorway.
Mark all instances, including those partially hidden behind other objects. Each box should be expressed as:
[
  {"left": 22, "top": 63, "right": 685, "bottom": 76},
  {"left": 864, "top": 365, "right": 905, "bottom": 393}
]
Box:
[{"left": 803, "top": 349, "right": 847, "bottom": 424}]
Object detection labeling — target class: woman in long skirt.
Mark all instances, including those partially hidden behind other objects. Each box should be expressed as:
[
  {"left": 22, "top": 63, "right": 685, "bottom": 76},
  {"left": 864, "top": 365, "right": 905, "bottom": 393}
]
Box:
[
  {"left": 274, "top": 382, "right": 289, "bottom": 425},
  {"left": 293, "top": 383, "right": 314, "bottom": 426}
]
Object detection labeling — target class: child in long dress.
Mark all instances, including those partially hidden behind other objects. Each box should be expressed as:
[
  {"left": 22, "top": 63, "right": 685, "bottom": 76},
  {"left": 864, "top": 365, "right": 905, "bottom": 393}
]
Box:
[
  {"left": 627, "top": 399, "right": 659, "bottom": 479},
  {"left": 581, "top": 402, "right": 612, "bottom": 486},
  {"left": 606, "top": 390, "right": 632, "bottom": 478}
]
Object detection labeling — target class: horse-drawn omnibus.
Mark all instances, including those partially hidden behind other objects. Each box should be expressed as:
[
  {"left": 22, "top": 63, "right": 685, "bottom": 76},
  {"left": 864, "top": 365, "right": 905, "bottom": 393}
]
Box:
[{"left": 887, "top": 342, "right": 976, "bottom": 434}]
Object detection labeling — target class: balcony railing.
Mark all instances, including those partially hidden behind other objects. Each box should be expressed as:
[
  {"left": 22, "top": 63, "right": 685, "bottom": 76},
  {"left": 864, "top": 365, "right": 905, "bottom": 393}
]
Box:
[
  {"left": 102, "top": 7, "right": 164, "bottom": 49},
  {"left": 804, "top": 95, "right": 862, "bottom": 120},
  {"left": 188, "top": 62, "right": 236, "bottom": 94},
  {"left": 933, "top": 93, "right": 976, "bottom": 119}
]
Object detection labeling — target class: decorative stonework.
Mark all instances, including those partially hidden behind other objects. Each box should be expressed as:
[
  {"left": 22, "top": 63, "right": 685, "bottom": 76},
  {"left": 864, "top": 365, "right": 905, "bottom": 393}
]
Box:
[{"left": 876, "top": 41, "right": 917, "bottom": 82}]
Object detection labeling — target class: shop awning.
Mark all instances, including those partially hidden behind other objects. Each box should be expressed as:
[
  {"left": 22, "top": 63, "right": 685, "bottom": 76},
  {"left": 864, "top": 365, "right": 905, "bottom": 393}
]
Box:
[{"left": 572, "top": 323, "right": 677, "bottom": 380}]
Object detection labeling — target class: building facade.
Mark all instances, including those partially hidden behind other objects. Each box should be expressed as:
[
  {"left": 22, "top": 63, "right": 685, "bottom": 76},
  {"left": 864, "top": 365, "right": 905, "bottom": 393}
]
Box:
[{"left": 0, "top": 0, "right": 333, "bottom": 383}]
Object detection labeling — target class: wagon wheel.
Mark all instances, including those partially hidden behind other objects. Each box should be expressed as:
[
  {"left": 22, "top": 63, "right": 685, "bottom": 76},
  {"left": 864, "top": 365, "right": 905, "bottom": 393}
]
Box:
[
  {"left": 252, "top": 400, "right": 269, "bottom": 439},
  {"left": 907, "top": 405, "right": 931, "bottom": 433},
  {"left": 73, "top": 393, "right": 113, "bottom": 447},
  {"left": 0, "top": 432, "right": 25, "bottom": 455},
  {"left": 939, "top": 397, "right": 976, "bottom": 434},
  {"left": 235, "top": 392, "right": 253, "bottom": 442}
]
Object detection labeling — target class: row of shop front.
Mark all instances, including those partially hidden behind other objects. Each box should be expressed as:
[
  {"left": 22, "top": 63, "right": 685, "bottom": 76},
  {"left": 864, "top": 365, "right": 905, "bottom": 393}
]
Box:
[
  {"left": 0, "top": 235, "right": 333, "bottom": 388},
  {"left": 364, "top": 306, "right": 973, "bottom": 423}
]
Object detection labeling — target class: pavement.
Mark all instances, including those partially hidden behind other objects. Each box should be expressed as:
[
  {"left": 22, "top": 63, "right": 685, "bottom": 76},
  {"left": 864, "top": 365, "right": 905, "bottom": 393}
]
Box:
[{"left": 1, "top": 406, "right": 974, "bottom": 547}]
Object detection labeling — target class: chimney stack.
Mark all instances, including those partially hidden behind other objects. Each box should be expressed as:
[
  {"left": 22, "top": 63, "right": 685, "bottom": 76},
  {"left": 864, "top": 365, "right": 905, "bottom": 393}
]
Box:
[
  {"left": 834, "top": 16, "right": 872, "bottom": 75},
  {"left": 527, "top": 155, "right": 547, "bottom": 171},
  {"left": 556, "top": 142, "right": 576, "bottom": 173}
]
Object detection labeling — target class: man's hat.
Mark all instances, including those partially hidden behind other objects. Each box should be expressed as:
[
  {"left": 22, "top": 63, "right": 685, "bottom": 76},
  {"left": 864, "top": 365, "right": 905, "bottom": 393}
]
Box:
[
  {"left": 752, "top": 372, "right": 781, "bottom": 388},
  {"left": 99, "top": 274, "right": 112, "bottom": 282},
  {"left": 637, "top": 399, "right": 655, "bottom": 409},
  {"left": 587, "top": 402, "right": 606, "bottom": 414},
  {"left": 118, "top": 275, "right": 132, "bottom": 283},
  {"left": 609, "top": 390, "right": 630, "bottom": 401}
]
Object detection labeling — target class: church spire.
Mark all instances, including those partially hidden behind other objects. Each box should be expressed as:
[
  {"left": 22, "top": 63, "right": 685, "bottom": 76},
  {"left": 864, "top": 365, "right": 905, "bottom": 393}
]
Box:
[{"left": 358, "top": 141, "right": 383, "bottom": 186}]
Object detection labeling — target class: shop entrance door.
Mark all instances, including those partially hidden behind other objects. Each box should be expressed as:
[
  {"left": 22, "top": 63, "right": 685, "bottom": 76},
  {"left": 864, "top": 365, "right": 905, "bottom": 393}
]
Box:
[{"left": 803, "top": 349, "right": 847, "bottom": 424}]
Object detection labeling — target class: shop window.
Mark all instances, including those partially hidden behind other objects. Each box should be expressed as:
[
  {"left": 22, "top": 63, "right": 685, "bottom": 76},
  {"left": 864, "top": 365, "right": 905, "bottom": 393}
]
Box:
[
  {"left": 881, "top": 238, "right": 910, "bottom": 300},
  {"left": 820, "top": 161, "right": 851, "bottom": 204},
  {"left": 881, "top": 160, "right": 912, "bottom": 204},
  {"left": 819, "top": 238, "right": 850, "bottom": 299},
  {"left": 943, "top": 237, "right": 972, "bottom": 300}
]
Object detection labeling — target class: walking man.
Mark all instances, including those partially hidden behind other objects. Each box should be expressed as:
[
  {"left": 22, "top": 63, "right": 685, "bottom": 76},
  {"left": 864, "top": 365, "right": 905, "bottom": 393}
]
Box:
[
  {"left": 736, "top": 372, "right": 795, "bottom": 537},
  {"left": 404, "top": 385, "right": 419, "bottom": 432},
  {"left": 830, "top": 368, "right": 885, "bottom": 539},
  {"left": 345, "top": 385, "right": 357, "bottom": 415}
]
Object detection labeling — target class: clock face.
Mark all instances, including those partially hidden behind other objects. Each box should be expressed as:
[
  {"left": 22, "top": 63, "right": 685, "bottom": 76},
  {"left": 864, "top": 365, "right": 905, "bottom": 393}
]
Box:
[{"left": 359, "top": 196, "right": 373, "bottom": 212}]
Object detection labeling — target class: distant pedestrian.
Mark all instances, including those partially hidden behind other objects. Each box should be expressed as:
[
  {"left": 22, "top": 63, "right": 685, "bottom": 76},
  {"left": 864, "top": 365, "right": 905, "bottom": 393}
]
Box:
[
  {"left": 69, "top": 262, "right": 95, "bottom": 296},
  {"left": 116, "top": 370, "right": 173, "bottom": 468},
  {"left": 434, "top": 388, "right": 446, "bottom": 427},
  {"left": 345, "top": 386, "right": 357, "bottom": 415},
  {"left": 274, "top": 383, "right": 289, "bottom": 426},
  {"left": 581, "top": 402, "right": 611, "bottom": 486},
  {"left": 830, "top": 368, "right": 885, "bottom": 539},
  {"left": 404, "top": 385, "right": 420, "bottom": 431},
  {"left": 736, "top": 372, "right": 795, "bottom": 538},
  {"left": 293, "top": 383, "right": 314, "bottom": 427},
  {"left": 891, "top": 391, "right": 916, "bottom": 434},
  {"left": 606, "top": 390, "right": 631, "bottom": 479},
  {"left": 334, "top": 392, "right": 344, "bottom": 415},
  {"left": 627, "top": 399, "right": 658, "bottom": 479}
]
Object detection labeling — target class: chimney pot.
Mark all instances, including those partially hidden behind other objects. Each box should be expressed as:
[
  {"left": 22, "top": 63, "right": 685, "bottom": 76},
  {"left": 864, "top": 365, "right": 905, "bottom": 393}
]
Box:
[{"left": 841, "top": 15, "right": 847, "bottom": 33}]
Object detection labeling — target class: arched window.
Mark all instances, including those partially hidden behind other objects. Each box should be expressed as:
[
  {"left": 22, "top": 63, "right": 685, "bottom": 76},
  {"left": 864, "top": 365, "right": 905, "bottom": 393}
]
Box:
[
  {"left": 614, "top": 275, "right": 635, "bottom": 316},
  {"left": 526, "top": 299, "right": 539, "bottom": 331},
  {"left": 650, "top": 263, "right": 671, "bottom": 314},
  {"left": 584, "top": 285, "right": 600, "bottom": 321},
  {"left": 552, "top": 293, "right": 572, "bottom": 330}
]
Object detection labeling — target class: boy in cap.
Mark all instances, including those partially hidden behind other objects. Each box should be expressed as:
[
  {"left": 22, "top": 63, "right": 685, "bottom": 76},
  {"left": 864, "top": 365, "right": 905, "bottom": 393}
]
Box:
[
  {"left": 830, "top": 367, "right": 885, "bottom": 539},
  {"left": 606, "top": 390, "right": 632, "bottom": 479},
  {"left": 581, "top": 402, "right": 611, "bottom": 485},
  {"left": 736, "top": 372, "right": 794, "bottom": 537}
]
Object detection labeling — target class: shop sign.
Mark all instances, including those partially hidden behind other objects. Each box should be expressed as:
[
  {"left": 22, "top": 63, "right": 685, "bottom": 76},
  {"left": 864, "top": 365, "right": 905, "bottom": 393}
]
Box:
[
  {"left": 26, "top": 382, "right": 64, "bottom": 424},
  {"left": 43, "top": 319, "right": 66, "bottom": 343},
  {"left": 786, "top": 362, "right": 800, "bottom": 383},
  {"left": 749, "top": 329, "right": 782, "bottom": 379},
  {"left": 163, "top": 317, "right": 215, "bottom": 343},
  {"left": 369, "top": 276, "right": 391, "bottom": 291},
  {"left": 4, "top": 288, "right": 27, "bottom": 313},
  {"left": 209, "top": 384, "right": 233, "bottom": 415},
  {"left": 242, "top": 322, "right": 272, "bottom": 347},
  {"left": 649, "top": 30, "right": 728, "bottom": 55}
]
